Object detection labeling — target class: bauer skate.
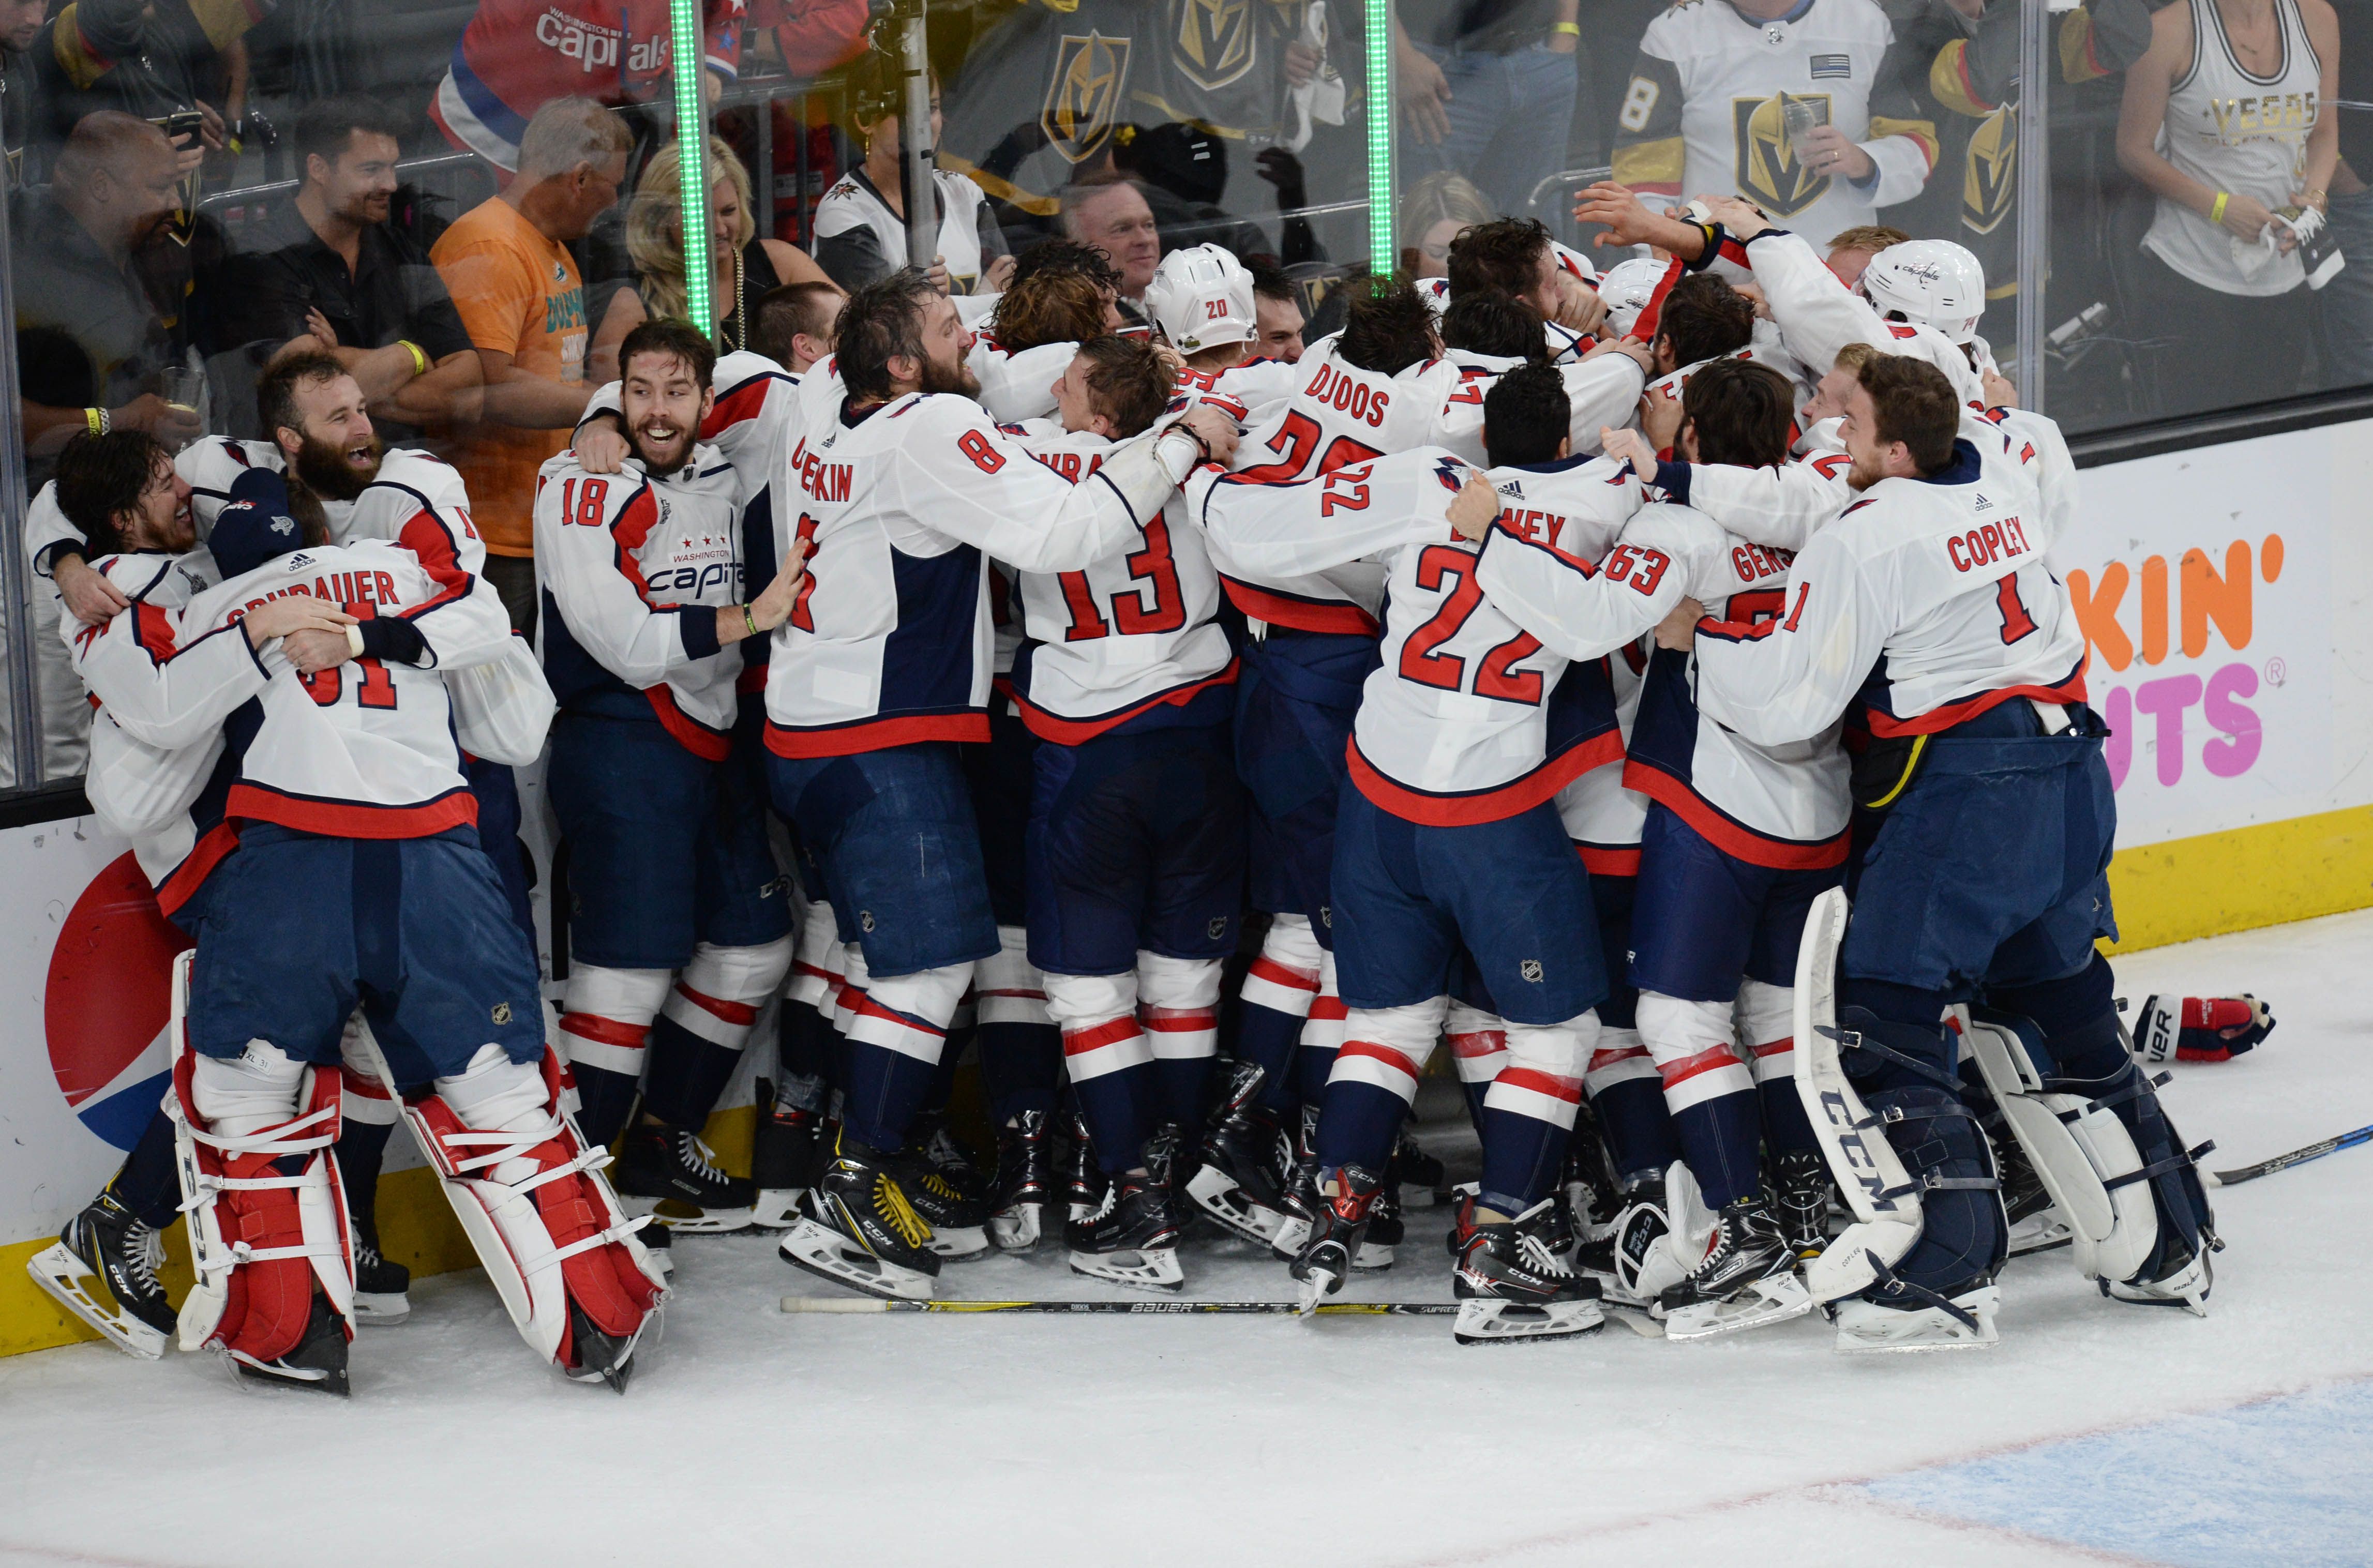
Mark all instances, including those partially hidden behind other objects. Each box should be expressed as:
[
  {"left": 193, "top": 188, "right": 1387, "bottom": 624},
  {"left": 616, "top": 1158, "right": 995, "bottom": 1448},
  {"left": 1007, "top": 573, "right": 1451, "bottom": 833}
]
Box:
[
  {"left": 1068, "top": 1130, "right": 1185, "bottom": 1291},
  {"left": 989, "top": 1110, "right": 1053, "bottom": 1252},
  {"left": 1833, "top": 1284, "right": 2001, "bottom": 1352},
  {"left": 613, "top": 1124, "right": 757, "bottom": 1234},
  {"left": 1289, "top": 1164, "right": 1387, "bottom": 1313},
  {"left": 2105, "top": 1243, "right": 2215, "bottom": 1316},
  {"left": 1771, "top": 1148, "right": 1836, "bottom": 1262},
  {"left": 1451, "top": 1196, "right": 1604, "bottom": 1345},
  {"left": 1269, "top": 1106, "right": 1324, "bottom": 1262},
  {"left": 27, "top": 1189, "right": 176, "bottom": 1359},
  {"left": 1061, "top": 1109, "right": 1108, "bottom": 1222},
  {"left": 893, "top": 1114, "right": 992, "bottom": 1260},
  {"left": 1659, "top": 1194, "right": 1812, "bottom": 1341},
  {"left": 1186, "top": 1062, "right": 1293, "bottom": 1245},
  {"left": 749, "top": 1084, "right": 822, "bottom": 1230},
  {"left": 780, "top": 1134, "right": 942, "bottom": 1301}
]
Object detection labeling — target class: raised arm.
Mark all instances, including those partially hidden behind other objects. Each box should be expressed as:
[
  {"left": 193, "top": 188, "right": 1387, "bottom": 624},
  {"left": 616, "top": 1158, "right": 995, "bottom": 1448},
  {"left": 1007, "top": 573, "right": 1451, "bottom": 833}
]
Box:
[{"left": 1686, "top": 526, "right": 1887, "bottom": 745}]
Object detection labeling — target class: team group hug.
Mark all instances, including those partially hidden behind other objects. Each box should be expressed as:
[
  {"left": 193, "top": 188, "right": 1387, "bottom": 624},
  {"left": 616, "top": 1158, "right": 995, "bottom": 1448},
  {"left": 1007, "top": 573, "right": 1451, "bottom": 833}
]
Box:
[{"left": 23, "top": 176, "right": 2276, "bottom": 1391}]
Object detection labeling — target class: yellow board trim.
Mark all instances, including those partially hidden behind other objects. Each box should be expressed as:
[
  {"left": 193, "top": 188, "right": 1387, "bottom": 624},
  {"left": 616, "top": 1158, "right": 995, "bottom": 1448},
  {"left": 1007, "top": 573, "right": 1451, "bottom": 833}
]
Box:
[{"left": 8, "top": 805, "right": 2373, "bottom": 1361}]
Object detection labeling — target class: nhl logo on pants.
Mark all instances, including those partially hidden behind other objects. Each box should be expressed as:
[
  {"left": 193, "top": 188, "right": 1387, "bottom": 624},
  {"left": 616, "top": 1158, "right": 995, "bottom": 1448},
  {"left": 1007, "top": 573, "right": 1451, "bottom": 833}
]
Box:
[{"left": 1520, "top": 960, "right": 1544, "bottom": 983}]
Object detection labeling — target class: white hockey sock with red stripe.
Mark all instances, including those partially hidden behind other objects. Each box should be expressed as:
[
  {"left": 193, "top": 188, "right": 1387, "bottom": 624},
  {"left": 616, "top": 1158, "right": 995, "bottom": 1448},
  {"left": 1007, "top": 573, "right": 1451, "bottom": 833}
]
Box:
[{"left": 559, "top": 964, "right": 670, "bottom": 1147}]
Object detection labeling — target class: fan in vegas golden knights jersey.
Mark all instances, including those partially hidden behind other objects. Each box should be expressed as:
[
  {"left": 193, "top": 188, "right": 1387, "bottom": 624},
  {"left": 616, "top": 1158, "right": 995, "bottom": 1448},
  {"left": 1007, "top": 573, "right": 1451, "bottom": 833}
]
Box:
[
  {"left": 1611, "top": 0, "right": 1939, "bottom": 243},
  {"left": 941, "top": 0, "right": 1309, "bottom": 225}
]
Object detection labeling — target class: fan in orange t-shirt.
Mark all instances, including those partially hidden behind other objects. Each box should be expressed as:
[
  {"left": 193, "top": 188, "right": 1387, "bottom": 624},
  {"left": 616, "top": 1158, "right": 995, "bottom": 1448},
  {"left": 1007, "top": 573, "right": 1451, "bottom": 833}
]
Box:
[{"left": 432, "top": 96, "right": 632, "bottom": 635}]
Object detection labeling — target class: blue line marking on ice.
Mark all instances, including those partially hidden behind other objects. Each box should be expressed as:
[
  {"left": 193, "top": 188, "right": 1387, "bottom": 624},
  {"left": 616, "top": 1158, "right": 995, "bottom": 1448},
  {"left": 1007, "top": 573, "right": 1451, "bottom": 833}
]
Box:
[{"left": 1860, "top": 1378, "right": 2373, "bottom": 1567}]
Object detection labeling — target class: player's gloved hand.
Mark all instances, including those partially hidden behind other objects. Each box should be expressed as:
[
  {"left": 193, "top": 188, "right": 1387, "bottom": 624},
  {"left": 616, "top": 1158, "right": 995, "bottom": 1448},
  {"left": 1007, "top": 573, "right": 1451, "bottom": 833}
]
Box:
[
  {"left": 2131, "top": 994, "right": 2275, "bottom": 1063},
  {"left": 574, "top": 414, "right": 628, "bottom": 475},
  {"left": 1446, "top": 470, "right": 1500, "bottom": 540}
]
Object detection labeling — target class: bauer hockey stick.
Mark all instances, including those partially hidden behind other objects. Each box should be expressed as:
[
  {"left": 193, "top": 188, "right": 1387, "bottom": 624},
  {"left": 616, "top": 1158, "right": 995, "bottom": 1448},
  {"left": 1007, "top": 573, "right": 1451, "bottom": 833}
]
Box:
[
  {"left": 783, "top": 1296, "right": 1459, "bottom": 1315},
  {"left": 2208, "top": 1123, "right": 2373, "bottom": 1186}
]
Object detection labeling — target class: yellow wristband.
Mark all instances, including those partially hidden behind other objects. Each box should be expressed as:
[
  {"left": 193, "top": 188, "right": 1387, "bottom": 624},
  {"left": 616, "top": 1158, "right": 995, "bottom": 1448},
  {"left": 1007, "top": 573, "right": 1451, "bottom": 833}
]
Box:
[
  {"left": 398, "top": 340, "right": 429, "bottom": 376},
  {"left": 2210, "top": 190, "right": 2230, "bottom": 225},
  {"left": 84, "top": 407, "right": 102, "bottom": 436},
  {"left": 742, "top": 604, "right": 758, "bottom": 638},
  {"left": 1551, "top": 20, "right": 1580, "bottom": 33}
]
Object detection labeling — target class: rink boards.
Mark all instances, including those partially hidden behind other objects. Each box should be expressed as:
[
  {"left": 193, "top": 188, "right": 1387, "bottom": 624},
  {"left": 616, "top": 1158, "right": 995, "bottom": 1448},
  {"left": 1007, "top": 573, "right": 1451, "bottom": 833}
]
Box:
[{"left": 2, "top": 416, "right": 2369, "bottom": 1358}]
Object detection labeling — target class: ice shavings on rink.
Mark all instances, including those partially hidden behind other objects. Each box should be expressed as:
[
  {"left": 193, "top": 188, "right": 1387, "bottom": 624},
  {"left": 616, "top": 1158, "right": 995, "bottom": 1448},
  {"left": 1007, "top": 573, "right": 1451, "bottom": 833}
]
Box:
[
  {"left": 1, "top": 909, "right": 2370, "bottom": 1568},
  {"left": 1861, "top": 1378, "right": 2373, "bottom": 1568}
]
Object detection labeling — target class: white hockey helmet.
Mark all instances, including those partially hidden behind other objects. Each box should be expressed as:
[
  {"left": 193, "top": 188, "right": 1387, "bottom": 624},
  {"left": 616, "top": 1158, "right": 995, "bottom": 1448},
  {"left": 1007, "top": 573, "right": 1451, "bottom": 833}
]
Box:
[
  {"left": 1596, "top": 257, "right": 1666, "bottom": 338},
  {"left": 1145, "top": 244, "right": 1257, "bottom": 355},
  {"left": 1859, "top": 239, "right": 1988, "bottom": 345}
]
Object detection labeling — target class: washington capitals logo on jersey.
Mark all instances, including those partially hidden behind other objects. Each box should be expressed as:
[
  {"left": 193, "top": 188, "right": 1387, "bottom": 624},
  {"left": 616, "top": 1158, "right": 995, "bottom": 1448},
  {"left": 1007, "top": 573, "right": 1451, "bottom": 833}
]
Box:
[
  {"left": 1963, "top": 104, "right": 2016, "bottom": 236},
  {"left": 1434, "top": 457, "right": 1471, "bottom": 492},
  {"left": 1734, "top": 92, "right": 1831, "bottom": 217},
  {"left": 1173, "top": 0, "right": 1254, "bottom": 92},
  {"left": 1042, "top": 31, "right": 1131, "bottom": 164}
]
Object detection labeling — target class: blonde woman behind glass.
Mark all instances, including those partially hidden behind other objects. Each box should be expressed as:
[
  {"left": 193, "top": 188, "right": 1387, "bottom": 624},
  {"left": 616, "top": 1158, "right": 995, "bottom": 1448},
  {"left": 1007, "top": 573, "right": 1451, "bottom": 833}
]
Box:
[
  {"left": 591, "top": 137, "right": 830, "bottom": 382},
  {"left": 1400, "top": 171, "right": 1496, "bottom": 278}
]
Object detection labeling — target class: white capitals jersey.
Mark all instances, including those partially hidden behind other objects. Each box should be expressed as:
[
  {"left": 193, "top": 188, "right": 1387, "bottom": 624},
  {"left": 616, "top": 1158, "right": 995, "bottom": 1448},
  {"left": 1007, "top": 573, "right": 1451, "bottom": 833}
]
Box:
[
  {"left": 1689, "top": 426, "right": 2083, "bottom": 747},
  {"left": 1192, "top": 447, "right": 1646, "bottom": 823},
  {"left": 1723, "top": 228, "right": 1985, "bottom": 411},
  {"left": 1003, "top": 424, "right": 1235, "bottom": 743},
  {"left": 1554, "top": 646, "right": 1652, "bottom": 872},
  {"left": 535, "top": 446, "right": 746, "bottom": 759},
  {"left": 970, "top": 335, "right": 1076, "bottom": 424},
  {"left": 1418, "top": 242, "right": 1606, "bottom": 364},
  {"left": 66, "top": 548, "right": 243, "bottom": 912},
  {"left": 1615, "top": 0, "right": 1936, "bottom": 240},
  {"left": 1176, "top": 355, "right": 1300, "bottom": 416},
  {"left": 1211, "top": 339, "right": 1461, "bottom": 634},
  {"left": 1434, "top": 349, "right": 1651, "bottom": 469},
  {"left": 174, "top": 541, "right": 514, "bottom": 837},
  {"left": 1615, "top": 504, "right": 1850, "bottom": 866},
  {"left": 764, "top": 390, "right": 1196, "bottom": 758}
]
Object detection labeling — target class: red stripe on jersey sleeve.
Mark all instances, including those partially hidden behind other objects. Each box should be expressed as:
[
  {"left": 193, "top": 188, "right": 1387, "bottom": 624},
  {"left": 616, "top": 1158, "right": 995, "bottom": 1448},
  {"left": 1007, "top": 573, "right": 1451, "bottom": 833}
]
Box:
[
  {"left": 609, "top": 484, "right": 663, "bottom": 608},
  {"left": 396, "top": 508, "right": 475, "bottom": 620}
]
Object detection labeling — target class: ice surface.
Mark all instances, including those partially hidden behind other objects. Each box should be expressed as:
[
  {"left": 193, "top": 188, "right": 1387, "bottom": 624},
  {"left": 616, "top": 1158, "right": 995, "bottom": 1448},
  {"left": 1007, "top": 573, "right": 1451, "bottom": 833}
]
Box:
[{"left": 3, "top": 910, "right": 2370, "bottom": 1568}]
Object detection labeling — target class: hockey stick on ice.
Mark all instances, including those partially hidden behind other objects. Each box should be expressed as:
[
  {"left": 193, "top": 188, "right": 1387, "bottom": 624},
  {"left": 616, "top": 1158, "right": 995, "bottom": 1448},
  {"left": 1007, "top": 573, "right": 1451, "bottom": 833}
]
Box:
[
  {"left": 783, "top": 1296, "right": 1459, "bottom": 1315},
  {"left": 2207, "top": 1123, "right": 2373, "bottom": 1186}
]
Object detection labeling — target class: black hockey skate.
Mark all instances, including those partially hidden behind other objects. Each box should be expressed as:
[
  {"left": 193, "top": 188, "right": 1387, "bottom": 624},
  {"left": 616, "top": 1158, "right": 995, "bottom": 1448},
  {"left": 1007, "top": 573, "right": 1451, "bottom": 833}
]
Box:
[
  {"left": 1450, "top": 1196, "right": 1605, "bottom": 1345},
  {"left": 562, "top": 1301, "right": 647, "bottom": 1394},
  {"left": 235, "top": 1292, "right": 351, "bottom": 1397},
  {"left": 1269, "top": 1106, "right": 1325, "bottom": 1262},
  {"left": 779, "top": 1133, "right": 942, "bottom": 1301},
  {"left": 1771, "top": 1148, "right": 1836, "bottom": 1261},
  {"left": 351, "top": 1230, "right": 412, "bottom": 1326},
  {"left": 889, "top": 1114, "right": 992, "bottom": 1260},
  {"left": 1658, "top": 1193, "right": 1811, "bottom": 1340},
  {"left": 1061, "top": 1109, "right": 1108, "bottom": 1221},
  {"left": 613, "top": 1124, "right": 757, "bottom": 1234},
  {"left": 1186, "top": 1061, "right": 1294, "bottom": 1245},
  {"left": 1359, "top": 1168, "right": 1403, "bottom": 1271},
  {"left": 1992, "top": 1127, "right": 2072, "bottom": 1257},
  {"left": 1392, "top": 1127, "right": 1448, "bottom": 1209},
  {"left": 1289, "top": 1164, "right": 1387, "bottom": 1313},
  {"left": 749, "top": 1082, "right": 821, "bottom": 1230},
  {"left": 26, "top": 1189, "right": 176, "bottom": 1359},
  {"left": 1067, "top": 1129, "right": 1185, "bottom": 1291},
  {"left": 1562, "top": 1105, "right": 1622, "bottom": 1239},
  {"left": 989, "top": 1110, "right": 1054, "bottom": 1252}
]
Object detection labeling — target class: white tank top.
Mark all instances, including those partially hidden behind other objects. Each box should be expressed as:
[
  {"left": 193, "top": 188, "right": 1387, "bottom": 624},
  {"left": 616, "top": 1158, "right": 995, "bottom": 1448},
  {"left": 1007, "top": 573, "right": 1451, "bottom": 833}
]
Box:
[{"left": 2142, "top": 0, "right": 2321, "bottom": 296}]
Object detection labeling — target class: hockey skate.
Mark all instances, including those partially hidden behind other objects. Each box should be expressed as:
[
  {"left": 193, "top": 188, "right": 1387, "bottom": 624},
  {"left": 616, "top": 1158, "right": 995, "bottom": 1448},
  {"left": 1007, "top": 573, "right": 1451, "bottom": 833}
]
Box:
[
  {"left": 351, "top": 1229, "right": 412, "bottom": 1325},
  {"left": 893, "top": 1114, "right": 992, "bottom": 1260},
  {"left": 1772, "top": 1148, "right": 1835, "bottom": 1261},
  {"left": 1288, "top": 1164, "right": 1386, "bottom": 1314},
  {"left": 613, "top": 1123, "right": 757, "bottom": 1234},
  {"left": 1068, "top": 1130, "right": 1185, "bottom": 1291},
  {"left": 1393, "top": 1127, "right": 1447, "bottom": 1209},
  {"left": 1833, "top": 1285, "right": 2001, "bottom": 1352},
  {"left": 1993, "top": 1133, "right": 2071, "bottom": 1256},
  {"left": 1185, "top": 1062, "right": 1293, "bottom": 1245},
  {"left": 1451, "top": 1196, "right": 1605, "bottom": 1345},
  {"left": 1357, "top": 1170, "right": 1402, "bottom": 1271},
  {"left": 26, "top": 1189, "right": 176, "bottom": 1359},
  {"left": 1659, "top": 1194, "right": 1812, "bottom": 1341},
  {"left": 1561, "top": 1108, "right": 1621, "bottom": 1241},
  {"left": 749, "top": 1086, "right": 821, "bottom": 1229},
  {"left": 1268, "top": 1107, "right": 1324, "bottom": 1262},
  {"left": 2104, "top": 1244, "right": 2214, "bottom": 1315},
  {"left": 1061, "top": 1109, "right": 1107, "bottom": 1222},
  {"left": 781, "top": 1133, "right": 942, "bottom": 1301},
  {"left": 988, "top": 1110, "right": 1053, "bottom": 1252}
]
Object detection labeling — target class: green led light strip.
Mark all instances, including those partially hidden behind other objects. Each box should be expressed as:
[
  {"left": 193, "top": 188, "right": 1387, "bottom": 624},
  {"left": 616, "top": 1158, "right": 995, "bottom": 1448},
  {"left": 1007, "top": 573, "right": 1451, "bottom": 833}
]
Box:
[
  {"left": 1366, "top": 4, "right": 1393, "bottom": 272},
  {"left": 668, "top": 0, "right": 711, "bottom": 329}
]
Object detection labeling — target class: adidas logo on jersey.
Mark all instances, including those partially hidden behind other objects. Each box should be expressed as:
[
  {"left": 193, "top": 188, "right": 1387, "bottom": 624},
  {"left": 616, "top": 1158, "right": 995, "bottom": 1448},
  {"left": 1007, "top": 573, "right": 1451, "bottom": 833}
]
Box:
[{"left": 282, "top": 552, "right": 314, "bottom": 570}]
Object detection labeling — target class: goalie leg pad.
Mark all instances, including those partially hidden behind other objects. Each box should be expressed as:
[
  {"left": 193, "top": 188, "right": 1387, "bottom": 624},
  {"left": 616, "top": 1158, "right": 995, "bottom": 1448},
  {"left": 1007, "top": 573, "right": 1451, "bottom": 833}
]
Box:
[{"left": 1859, "top": 1083, "right": 2003, "bottom": 1295}]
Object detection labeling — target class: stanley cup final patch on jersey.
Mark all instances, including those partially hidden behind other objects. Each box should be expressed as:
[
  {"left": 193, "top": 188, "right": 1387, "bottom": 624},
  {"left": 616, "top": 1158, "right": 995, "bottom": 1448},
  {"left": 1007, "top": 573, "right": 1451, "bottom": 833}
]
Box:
[
  {"left": 1734, "top": 92, "right": 1832, "bottom": 217},
  {"left": 1042, "top": 31, "right": 1132, "bottom": 163}
]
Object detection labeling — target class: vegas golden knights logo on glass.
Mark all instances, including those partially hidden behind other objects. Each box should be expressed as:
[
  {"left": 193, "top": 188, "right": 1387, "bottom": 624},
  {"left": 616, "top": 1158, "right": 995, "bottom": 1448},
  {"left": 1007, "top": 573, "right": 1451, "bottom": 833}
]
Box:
[
  {"left": 1963, "top": 104, "right": 2015, "bottom": 237},
  {"left": 1174, "top": 0, "right": 1255, "bottom": 93},
  {"left": 1042, "top": 31, "right": 1132, "bottom": 164},
  {"left": 1732, "top": 91, "right": 1831, "bottom": 217}
]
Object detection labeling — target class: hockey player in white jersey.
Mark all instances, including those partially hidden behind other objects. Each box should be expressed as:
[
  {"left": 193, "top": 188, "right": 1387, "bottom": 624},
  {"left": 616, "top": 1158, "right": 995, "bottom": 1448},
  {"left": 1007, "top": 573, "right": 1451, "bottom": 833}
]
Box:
[
  {"left": 1488, "top": 360, "right": 1846, "bottom": 1337},
  {"left": 1438, "top": 217, "right": 1612, "bottom": 363},
  {"left": 764, "top": 270, "right": 1236, "bottom": 1301},
  {"left": 1197, "top": 365, "right": 1656, "bottom": 1341},
  {"left": 1145, "top": 243, "right": 1299, "bottom": 410},
  {"left": 967, "top": 250, "right": 1120, "bottom": 423},
  {"left": 1665, "top": 354, "right": 2217, "bottom": 1348},
  {"left": 537, "top": 320, "right": 806, "bottom": 1242}
]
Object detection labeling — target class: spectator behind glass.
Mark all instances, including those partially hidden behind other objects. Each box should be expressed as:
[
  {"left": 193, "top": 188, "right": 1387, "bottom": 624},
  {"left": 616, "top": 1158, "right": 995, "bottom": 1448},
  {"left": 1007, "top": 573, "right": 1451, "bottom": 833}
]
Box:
[
  {"left": 2316, "top": 0, "right": 2373, "bottom": 386},
  {"left": 1, "top": 0, "right": 44, "bottom": 185},
  {"left": 1612, "top": 0, "right": 1939, "bottom": 246},
  {"left": 591, "top": 136, "right": 831, "bottom": 382},
  {"left": 2117, "top": 0, "right": 2341, "bottom": 418},
  {"left": 1400, "top": 170, "right": 1495, "bottom": 277},
  {"left": 28, "top": 0, "right": 253, "bottom": 177},
  {"left": 229, "top": 93, "right": 485, "bottom": 446},
  {"left": 432, "top": 96, "right": 630, "bottom": 634},
  {"left": 12, "top": 113, "right": 199, "bottom": 478},
  {"left": 1061, "top": 175, "right": 1162, "bottom": 311},
  {"left": 1392, "top": 0, "right": 1582, "bottom": 218},
  {"left": 812, "top": 51, "right": 1013, "bottom": 297},
  {"left": 429, "top": 0, "right": 742, "bottom": 174},
  {"left": 1249, "top": 262, "right": 1308, "bottom": 363}
]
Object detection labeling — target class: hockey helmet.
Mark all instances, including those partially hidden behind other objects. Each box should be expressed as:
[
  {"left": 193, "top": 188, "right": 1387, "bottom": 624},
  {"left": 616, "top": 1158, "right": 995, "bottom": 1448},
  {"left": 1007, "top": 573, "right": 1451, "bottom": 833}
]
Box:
[
  {"left": 1859, "top": 239, "right": 1988, "bottom": 345},
  {"left": 1145, "top": 244, "right": 1256, "bottom": 355},
  {"left": 1596, "top": 257, "right": 1666, "bottom": 338}
]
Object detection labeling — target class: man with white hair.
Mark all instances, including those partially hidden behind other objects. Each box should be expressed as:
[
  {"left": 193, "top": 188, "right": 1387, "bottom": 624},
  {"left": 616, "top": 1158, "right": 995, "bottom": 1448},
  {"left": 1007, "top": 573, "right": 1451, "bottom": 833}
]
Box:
[{"left": 1061, "top": 177, "right": 1163, "bottom": 312}]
